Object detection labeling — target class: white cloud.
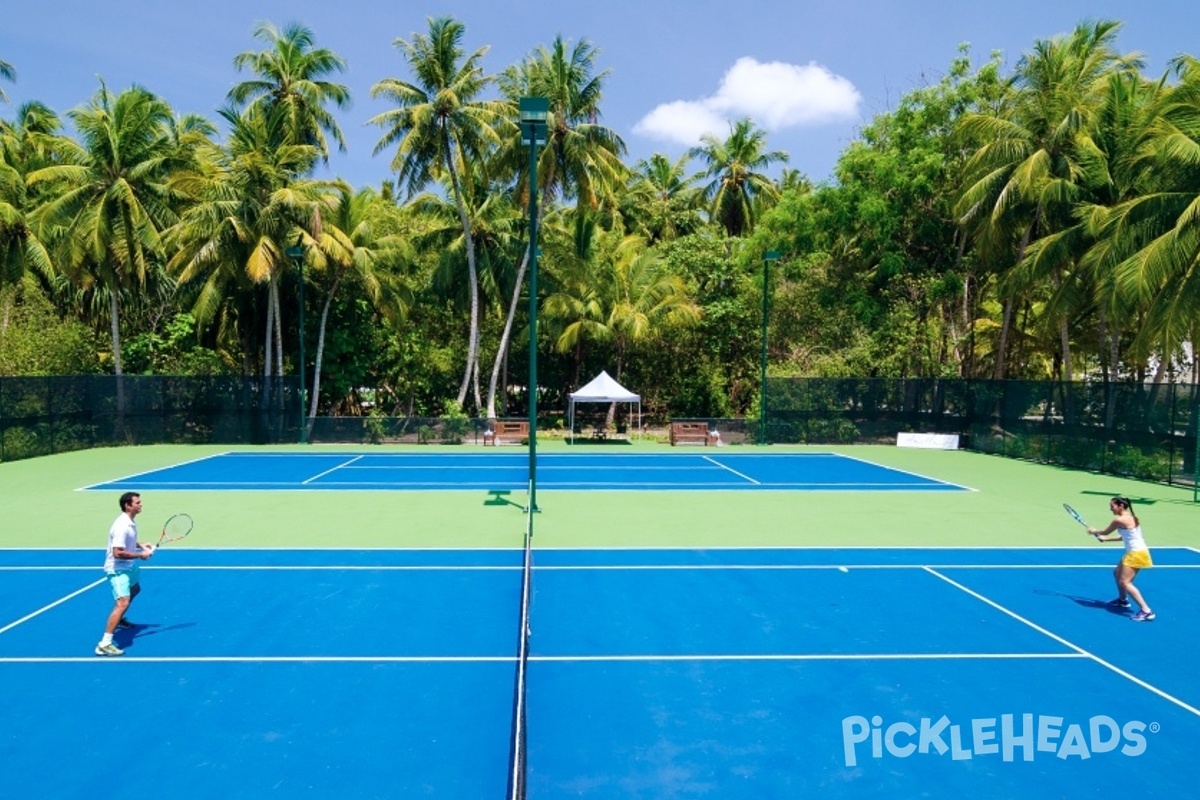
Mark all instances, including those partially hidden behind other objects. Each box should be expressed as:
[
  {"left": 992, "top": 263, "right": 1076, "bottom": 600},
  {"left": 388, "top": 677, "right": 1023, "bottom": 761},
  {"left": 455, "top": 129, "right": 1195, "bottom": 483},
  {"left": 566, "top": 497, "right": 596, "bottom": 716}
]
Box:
[
  {"left": 634, "top": 57, "right": 861, "bottom": 147},
  {"left": 632, "top": 100, "right": 729, "bottom": 148}
]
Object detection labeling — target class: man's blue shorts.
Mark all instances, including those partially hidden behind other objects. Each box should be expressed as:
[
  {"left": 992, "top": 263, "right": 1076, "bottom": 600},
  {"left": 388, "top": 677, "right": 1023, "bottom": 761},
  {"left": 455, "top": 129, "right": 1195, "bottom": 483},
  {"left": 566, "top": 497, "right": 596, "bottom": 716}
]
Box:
[{"left": 106, "top": 566, "right": 140, "bottom": 599}]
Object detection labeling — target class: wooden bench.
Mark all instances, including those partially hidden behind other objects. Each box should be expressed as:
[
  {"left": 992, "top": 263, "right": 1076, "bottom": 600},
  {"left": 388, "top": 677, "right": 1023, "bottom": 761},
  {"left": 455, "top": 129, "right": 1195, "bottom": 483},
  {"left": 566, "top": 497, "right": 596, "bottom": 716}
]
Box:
[
  {"left": 669, "top": 421, "right": 709, "bottom": 446},
  {"left": 485, "top": 420, "right": 529, "bottom": 445}
]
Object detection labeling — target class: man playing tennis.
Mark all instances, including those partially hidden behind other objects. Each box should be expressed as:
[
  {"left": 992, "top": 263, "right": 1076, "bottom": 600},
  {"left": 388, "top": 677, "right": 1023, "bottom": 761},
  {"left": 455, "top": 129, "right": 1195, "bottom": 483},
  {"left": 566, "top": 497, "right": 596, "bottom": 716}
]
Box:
[
  {"left": 1088, "top": 496, "right": 1155, "bottom": 622},
  {"left": 95, "top": 491, "right": 156, "bottom": 656}
]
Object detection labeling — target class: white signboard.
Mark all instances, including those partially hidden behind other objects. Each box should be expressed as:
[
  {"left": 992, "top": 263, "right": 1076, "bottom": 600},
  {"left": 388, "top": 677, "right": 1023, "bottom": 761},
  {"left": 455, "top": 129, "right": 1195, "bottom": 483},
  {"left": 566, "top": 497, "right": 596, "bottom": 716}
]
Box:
[{"left": 897, "top": 432, "right": 960, "bottom": 449}]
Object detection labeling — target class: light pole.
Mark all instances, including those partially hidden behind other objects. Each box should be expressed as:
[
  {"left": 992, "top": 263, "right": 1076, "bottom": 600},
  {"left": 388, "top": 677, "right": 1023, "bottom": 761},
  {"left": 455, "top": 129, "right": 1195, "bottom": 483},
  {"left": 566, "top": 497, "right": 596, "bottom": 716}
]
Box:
[
  {"left": 760, "top": 250, "right": 781, "bottom": 445},
  {"left": 285, "top": 241, "right": 308, "bottom": 445},
  {"left": 521, "top": 98, "right": 549, "bottom": 511}
]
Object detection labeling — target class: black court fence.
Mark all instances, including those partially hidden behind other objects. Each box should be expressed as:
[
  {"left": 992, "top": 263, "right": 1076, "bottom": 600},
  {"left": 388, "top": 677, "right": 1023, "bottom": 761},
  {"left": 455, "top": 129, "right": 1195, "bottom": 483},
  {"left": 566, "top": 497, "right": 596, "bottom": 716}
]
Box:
[
  {"left": 3, "top": 375, "right": 1199, "bottom": 490},
  {"left": 0, "top": 375, "right": 302, "bottom": 461},
  {"left": 308, "top": 415, "right": 495, "bottom": 445},
  {"left": 754, "top": 377, "right": 1200, "bottom": 488}
]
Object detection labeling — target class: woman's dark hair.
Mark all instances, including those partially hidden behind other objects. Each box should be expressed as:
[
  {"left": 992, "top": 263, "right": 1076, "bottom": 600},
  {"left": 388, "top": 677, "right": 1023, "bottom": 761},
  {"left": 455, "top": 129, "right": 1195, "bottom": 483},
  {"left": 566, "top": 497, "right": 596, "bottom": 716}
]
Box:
[{"left": 1112, "top": 496, "right": 1139, "bottom": 525}]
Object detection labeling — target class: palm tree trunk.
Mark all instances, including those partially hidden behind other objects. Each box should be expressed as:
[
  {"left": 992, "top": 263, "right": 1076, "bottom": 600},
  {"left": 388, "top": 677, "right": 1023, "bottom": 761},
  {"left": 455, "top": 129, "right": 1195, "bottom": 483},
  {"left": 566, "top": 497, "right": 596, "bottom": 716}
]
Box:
[
  {"left": 1097, "top": 308, "right": 1109, "bottom": 382},
  {"left": 445, "top": 141, "right": 481, "bottom": 412},
  {"left": 994, "top": 226, "right": 1033, "bottom": 380},
  {"left": 1055, "top": 263, "right": 1072, "bottom": 383},
  {"left": 1060, "top": 320, "right": 1072, "bottom": 381},
  {"left": 993, "top": 299, "right": 1013, "bottom": 380},
  {"left": 485, "top": 247, "right": 530, "bottom": 420},
  {"left": 308, "top": 279, "right": 339, "bottom": 440},
  {"left": 109, "top": 288, "right": 126, "bottom": 434},
  {"left": 263, "top": 283, "right": 275, "bottom": 408},
  {"left": 272, "top": 279, "right": 283, "bottom": 382},
  {"left": 108, "top": 289, "right": 123, "bottom": 376}
]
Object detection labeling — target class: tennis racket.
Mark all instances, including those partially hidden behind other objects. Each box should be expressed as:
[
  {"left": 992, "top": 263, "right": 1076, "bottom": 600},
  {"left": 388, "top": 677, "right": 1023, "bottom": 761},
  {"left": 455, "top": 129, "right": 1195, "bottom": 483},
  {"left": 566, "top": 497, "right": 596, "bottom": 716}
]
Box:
[
  {"left": 1064, "top": 504, "right": 1102, "bottom": 539},
  {"left": 157, "top": 513, "right": 193, "bottom": 546}
]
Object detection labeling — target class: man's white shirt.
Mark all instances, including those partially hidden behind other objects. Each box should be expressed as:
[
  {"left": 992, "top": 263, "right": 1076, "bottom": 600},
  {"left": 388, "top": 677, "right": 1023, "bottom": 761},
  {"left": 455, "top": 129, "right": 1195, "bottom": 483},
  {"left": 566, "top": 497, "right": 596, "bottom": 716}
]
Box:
[{"left": 104, "top": 512, "right": 138, "bottom": 572}]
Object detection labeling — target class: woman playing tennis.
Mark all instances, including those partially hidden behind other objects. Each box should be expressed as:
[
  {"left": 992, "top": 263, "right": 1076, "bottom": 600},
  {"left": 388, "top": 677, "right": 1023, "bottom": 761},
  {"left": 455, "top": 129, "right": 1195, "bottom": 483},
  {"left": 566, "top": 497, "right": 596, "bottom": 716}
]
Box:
[{"left": 1088, "top": 496, "right": 1155, "bottom": 622}]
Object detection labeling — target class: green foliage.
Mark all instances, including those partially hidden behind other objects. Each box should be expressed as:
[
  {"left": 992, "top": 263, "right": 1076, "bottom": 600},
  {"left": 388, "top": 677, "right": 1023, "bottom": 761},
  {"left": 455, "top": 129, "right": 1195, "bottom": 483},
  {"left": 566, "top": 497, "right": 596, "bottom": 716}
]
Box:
[
  {"left": 1, "top": 426, "right": 42, "bottom": 461},
  {"left": 418, "top": 423, "right": 436, "bottom": 444},
  {"left": 363, "top": 408, "right": 387, "bottom": 444},
  {"left": 123, "top": 313, "right": 231, "bottom": 375},
  {"left": 0, "top": 287, "right": 99, "bottom": 375},
  {"left": 439, "top": 399, "right": 470, "bottom": 443},
  {"left": 7, "top": 24, "right": 1200, "bottom": 427},
  {"left": 1105, "top": 444, "right": 1170, "bottom": 482}
]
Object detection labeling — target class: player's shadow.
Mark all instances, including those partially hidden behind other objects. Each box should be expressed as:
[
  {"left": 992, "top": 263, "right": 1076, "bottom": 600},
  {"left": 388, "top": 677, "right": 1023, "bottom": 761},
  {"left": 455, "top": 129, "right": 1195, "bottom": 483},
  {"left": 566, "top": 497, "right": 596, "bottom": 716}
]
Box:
[
  {"left": 113, "top": 622, "right": 197, "bottom": 649},
  {"left": 1034, "top": 589, "right": 1131, "bottom": 617}
]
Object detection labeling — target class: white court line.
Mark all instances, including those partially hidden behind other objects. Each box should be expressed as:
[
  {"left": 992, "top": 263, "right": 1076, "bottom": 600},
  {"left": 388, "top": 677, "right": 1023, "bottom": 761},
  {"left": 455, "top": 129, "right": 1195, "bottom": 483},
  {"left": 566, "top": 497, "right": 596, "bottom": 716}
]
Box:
[
  {"left": 77, "top": 450, "right": 231, "bottom": 491},
  {"left": 545, "top": 481, "right": 957, "bottom": 487},
  {"left": 531, "top": 563, "right": 1200, "bottom": 571},
  {"left": 7, "top": 545, "right": 1198, "bottom": 551},
  {"left": 531, "top": 653, "right": 1085, "bottom": 662},
  {"left": 0, "top": 565, "right": 522, "bottom": 571},
  {"left": 834, "top": 450, "right": 977, "bottom": 492},
  {"left": 4, "top": 564, "right": 1199, "bottom": 572},
  {"left": 303, "top": 454, "right": 364, "bottom": 484},
  {"left": 0, "top": 546, "right": 528, "bottom": 552},
  {"left": 338, "top": 465, "right": 525, "bottom": 470},
  {"left": 0, "top": 656, "right": 518, "bottom": 664},
  {"left": 0, "top": 579, "right": 106, "bottom": 635},
  {"left": 700, "top": 455, "right": 761, "bottom": 484},
  {"left": 0, "top": 652, "right": 1084, "bottom": 665},
  {"left": 924, "top": 566, "right": 1200, "bottom": 718}
]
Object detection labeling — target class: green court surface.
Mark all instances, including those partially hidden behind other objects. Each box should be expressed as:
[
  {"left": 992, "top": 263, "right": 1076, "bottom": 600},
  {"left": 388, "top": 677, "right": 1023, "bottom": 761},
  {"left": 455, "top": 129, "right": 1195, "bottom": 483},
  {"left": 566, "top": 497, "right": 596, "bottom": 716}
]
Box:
[{"left": 5, "top": 441, "right": 1198, "bottom": 551}]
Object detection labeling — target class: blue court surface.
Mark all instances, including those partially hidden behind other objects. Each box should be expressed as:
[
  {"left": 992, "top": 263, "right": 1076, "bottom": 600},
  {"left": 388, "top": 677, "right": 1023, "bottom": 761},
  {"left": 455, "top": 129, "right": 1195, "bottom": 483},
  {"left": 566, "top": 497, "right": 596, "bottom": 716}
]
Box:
[
  {"left": 3, "top": 546, "right": 1199, "bottom": 798},
  {"left": 82, "top": 451, "right": 970, "bottom": 491}
]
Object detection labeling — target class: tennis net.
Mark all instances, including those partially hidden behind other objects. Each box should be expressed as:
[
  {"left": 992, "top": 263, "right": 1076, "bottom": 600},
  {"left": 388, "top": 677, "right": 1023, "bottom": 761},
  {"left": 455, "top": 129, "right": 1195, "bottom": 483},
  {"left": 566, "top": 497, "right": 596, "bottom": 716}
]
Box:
[{"left": 507, "top": 487, "right": 534, "bottom": 799}]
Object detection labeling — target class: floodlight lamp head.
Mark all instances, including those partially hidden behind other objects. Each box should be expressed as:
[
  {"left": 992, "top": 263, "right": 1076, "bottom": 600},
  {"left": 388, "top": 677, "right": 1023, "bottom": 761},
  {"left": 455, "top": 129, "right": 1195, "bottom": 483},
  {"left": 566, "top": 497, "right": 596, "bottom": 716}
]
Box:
[
  {"left": 520, "top": 97, "right": 549, "bottom": 146},
  {"left": 519, "top": 97, "right": 549, "bottom": 124},
  {"left": 285, "top": 230, "right": 307, "bottom": 259}
]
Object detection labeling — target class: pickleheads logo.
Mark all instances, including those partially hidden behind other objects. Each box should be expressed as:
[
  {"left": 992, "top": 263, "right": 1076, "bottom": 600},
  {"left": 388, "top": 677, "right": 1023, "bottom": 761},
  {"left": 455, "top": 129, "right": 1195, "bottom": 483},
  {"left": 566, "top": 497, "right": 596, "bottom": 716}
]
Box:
[{"left": 842, "top": 714, "right": 1155, "bottom": 766}]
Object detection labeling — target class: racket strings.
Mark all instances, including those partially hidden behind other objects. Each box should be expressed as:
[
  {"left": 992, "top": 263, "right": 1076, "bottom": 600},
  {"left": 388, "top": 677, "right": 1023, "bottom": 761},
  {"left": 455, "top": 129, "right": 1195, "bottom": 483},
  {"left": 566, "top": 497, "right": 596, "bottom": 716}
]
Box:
[{"left": 159, "top": 513, "right": 194, "bottom": 544}]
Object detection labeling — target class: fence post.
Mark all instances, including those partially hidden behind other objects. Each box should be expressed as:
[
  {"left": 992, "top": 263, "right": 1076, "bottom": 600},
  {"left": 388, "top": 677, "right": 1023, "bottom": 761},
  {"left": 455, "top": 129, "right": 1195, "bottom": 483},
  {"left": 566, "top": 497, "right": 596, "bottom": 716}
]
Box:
[{"left": 1193, "top": 385, "right": 1200, "bottom": 502}]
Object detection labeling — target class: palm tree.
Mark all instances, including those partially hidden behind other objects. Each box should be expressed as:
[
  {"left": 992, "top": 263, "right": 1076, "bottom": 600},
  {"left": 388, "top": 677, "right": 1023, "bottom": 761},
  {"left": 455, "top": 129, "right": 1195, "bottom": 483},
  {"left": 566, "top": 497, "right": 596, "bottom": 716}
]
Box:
[
  {"left": 228, "top": 21, "right": 350, "bottom": 161},
  {"left": 1020, "top": 69, "right": 1164, "bottom": 379},
  {"left": 304, "top": 185, "right": 412, "bottom": 437},
  {"left": 486, "top": 37, "right": 627, "bottom": 418},
  {"left": 955, "top": 19, "right": 1136, "bottom": 379},
  {"left": 1097, "top": 57, "right": 1200, "bottom": 373},
  {"left": 28, "top": 83, "right": 177, "bottom": 395},
  {"left": 504, "top": 35, "right": 627, "bottom": 209},
  {"left": 689, "top": 118, "right": 788, "bottom": 238},
  {"left": 409, "top": 171, "right": 527, "bottom": 418},
  {"left": 0, "top": 101, "right": 61, "bottom": 293},
  {"left": 167, "top": 103, "right": 323, "bottom": 391},
  {"left": 0, "top": 58, "right": 14, "bottom": 104},
  {"left": 542, "top": 212, "right": 700, "bottom": 389},
  {"left": 622, "top": 152, "right": 703, "bottom": 243},
  {"left": 370, "top": 16, "right": 509, "bottom": 411}
]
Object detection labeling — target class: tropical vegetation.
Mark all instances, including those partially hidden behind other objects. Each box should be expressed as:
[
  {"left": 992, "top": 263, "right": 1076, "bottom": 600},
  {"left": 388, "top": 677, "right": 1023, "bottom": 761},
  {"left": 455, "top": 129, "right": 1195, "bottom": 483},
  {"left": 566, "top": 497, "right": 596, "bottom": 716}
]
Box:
[{"left": 3, "top": 17, "right": 1200, "bottom": 426}]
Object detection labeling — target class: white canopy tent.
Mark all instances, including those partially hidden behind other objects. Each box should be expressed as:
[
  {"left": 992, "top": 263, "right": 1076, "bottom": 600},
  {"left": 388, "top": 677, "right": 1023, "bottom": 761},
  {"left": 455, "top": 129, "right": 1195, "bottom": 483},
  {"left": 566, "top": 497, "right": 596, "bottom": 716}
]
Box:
[{"left": 568, "top": 371, "right": 642, "bottom": 442}]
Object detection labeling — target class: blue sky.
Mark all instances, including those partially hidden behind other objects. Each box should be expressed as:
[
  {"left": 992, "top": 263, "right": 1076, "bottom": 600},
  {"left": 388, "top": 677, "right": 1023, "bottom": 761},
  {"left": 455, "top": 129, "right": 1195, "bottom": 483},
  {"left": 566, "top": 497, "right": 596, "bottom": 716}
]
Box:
[{"left": 2, "top": 1, "right": 1194, "bottom": 190}]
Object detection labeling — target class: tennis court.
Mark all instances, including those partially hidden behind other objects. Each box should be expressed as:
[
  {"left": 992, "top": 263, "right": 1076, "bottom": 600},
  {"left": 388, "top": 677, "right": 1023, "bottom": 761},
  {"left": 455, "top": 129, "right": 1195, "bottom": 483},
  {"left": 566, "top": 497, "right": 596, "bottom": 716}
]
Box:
[
  {"left": 5, "top": 443, "right": 1200, "bottom": 797},
  {"left": 80, "top": 450, "right": 970, "bottom": 492},
  {"left": 3, "top": 544, "right": 1200, "bottom": 797}
]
